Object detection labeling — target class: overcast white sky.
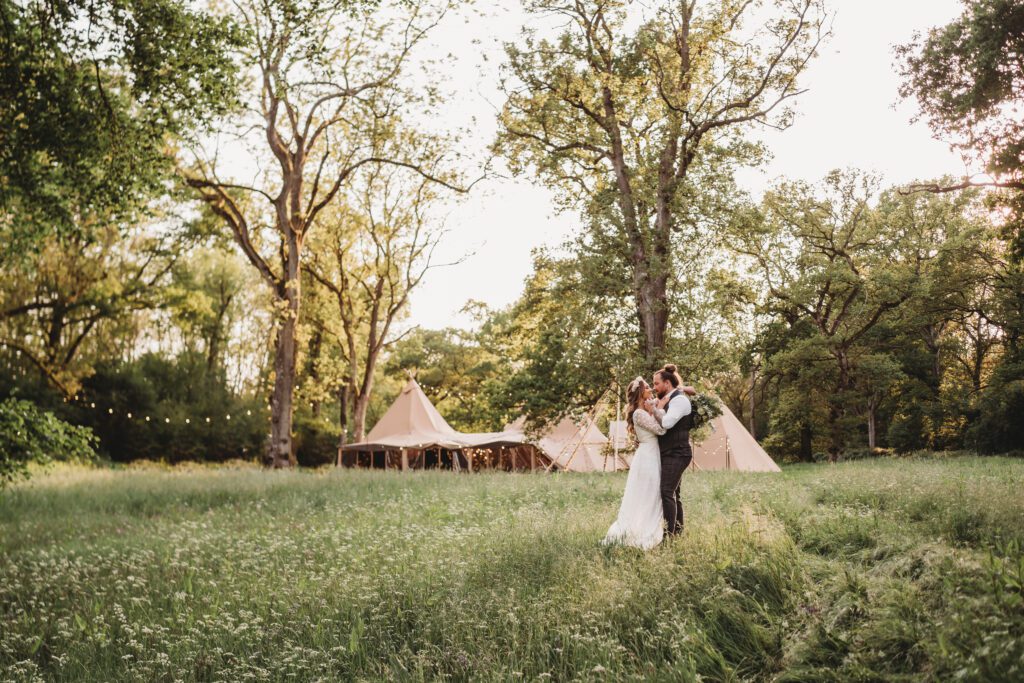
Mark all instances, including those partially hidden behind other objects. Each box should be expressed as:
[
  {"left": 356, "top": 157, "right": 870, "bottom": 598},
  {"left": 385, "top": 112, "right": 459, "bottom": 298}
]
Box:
[{"left": 399, "top": 0, "right": 972, "bottom": 330}]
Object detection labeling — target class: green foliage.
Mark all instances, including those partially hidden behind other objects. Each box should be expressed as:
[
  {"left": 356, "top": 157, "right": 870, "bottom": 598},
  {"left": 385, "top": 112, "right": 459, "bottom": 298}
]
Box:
[
  {"left": 0, "top": 221, "right": 193, "bottom": 395},
  {"left": 383, "top": 327, "right": 504, "bottom": 432},
  {"left": 967, "top": 358, "right": 1024, "bottom": 453},
  {"left": 898, "top": 0, "right": 1024, "bottom": 181},
  {"left": 2, "top": 457, "right": 1023, "bottom": 679},
  {"left": 895, "top": 1, "right": 1024, "bottom": 458},
  {"left": 734, "top": 172, "right": 996, "bottom": 458},
  {"left": 0, "top": 397, "right": 95, "bottom": 487},
  {"left": 0, "top": 0, "right": 244, "bottom": 255},
  {"left": 479, "top": 253, "right": 636, "bottom": 430},
  {"left": 292, "top": 411, "right": 341, "bottom": 468},
  {"left": 73, "top": 353, "right": 267, "bottom": 463}
]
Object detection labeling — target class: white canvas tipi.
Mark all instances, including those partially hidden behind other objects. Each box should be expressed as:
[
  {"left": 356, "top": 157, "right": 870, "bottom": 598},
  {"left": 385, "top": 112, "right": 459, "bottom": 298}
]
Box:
[
  {"left": 692, "top": 403, "right": 781, "bottom": 472},
  {"left": 608, "top": 405, "right": 780, "bottom": 473},
  {"left": 359, "top": 379, "right": 463, "bottom": 449},
  {"left": 506, "top": 416, "right": 626, "bottom": 472}
]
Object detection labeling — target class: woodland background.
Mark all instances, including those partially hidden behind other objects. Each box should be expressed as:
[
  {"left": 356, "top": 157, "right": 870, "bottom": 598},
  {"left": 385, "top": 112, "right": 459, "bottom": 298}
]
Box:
[{"left": 2, "top": 0, "right": 1023, "bottom": 472}]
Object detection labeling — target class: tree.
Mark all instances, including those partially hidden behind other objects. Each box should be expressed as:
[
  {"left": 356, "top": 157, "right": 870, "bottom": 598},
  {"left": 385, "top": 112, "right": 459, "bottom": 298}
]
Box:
[
  {"left": 730, "top": 171, "right": 944, "bottom": 459},
  {"left": 306, "top": 153, "right": 456, "bottom": 442},
  {"left": 898, "top": 0, "right": 1024, "bottom": 454},
  {"left": 0, "top": 0, "right": 242, "bottom": 259},
  {"left": 495, "top": 0, "right": 827, "bottom": 368},
  {"left": 0, "top": 220, "right": 183, "bottom": 396},
  {"left": 185, "top": 0, "right": 463, "bottom": 466}
]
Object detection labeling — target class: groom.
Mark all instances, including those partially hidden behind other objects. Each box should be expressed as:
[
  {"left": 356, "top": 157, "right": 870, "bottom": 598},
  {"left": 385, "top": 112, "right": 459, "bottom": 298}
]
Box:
[{"left": 651, "top": 365, "right": 697, "bottom": 537}]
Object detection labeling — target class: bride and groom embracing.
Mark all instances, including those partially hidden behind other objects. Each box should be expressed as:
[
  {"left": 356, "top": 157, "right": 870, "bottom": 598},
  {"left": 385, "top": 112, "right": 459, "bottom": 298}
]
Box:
[{"left": 602, "top": 364, "right": 697, "bottom": 551}]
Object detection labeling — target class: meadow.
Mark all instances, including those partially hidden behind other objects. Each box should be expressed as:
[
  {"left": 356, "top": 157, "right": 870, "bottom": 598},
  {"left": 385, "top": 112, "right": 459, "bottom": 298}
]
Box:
[{"left": 2, "top": 456, "right": 1023, "bottom": 682}]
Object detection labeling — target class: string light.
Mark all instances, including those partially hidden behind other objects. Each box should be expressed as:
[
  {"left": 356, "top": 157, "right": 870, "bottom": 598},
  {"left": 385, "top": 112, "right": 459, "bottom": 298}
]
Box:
[{"left": 49, "top": 394, "right": 293, "bottom": 430}]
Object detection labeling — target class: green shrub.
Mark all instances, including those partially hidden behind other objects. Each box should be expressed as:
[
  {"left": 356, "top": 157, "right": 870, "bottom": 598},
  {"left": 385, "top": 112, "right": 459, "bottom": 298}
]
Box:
[
  {"left": 293, "top": 411, "right": 341, "bottom": 467},
  {"left": 0, "top": 397, "right": 96, "bottom": 487}
]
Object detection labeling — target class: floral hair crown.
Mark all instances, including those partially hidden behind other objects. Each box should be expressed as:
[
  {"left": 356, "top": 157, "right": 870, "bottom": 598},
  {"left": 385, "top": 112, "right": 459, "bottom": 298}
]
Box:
[{"left": 626, "top": 376, "right": 646, "bottom": 396}]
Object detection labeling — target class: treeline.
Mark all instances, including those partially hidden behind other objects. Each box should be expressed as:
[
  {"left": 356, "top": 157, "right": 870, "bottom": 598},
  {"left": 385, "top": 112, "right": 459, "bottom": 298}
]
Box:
[
  {"left": 1, "top": 0, "right": 468, "bottom": 466},
  {"left": 409, "top": 172, "right": 1021, "bottom": 461},
  {"left": 384, "top": 0, "right": 1024, "bottom": 461},
  {"left": 2, "top": 0, "right": 1022, "bottom": 466}
]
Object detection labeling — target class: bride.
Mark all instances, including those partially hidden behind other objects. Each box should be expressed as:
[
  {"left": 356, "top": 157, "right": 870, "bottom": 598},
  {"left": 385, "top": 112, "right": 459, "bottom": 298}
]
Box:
[{"left": 602, "top": 376, "right": 666, "bottom": 550}]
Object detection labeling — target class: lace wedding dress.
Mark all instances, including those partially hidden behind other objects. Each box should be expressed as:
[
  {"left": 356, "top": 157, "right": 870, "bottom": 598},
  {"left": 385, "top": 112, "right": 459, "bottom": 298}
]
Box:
[{"left": 601, "top": 408, "right": 666, "bottom": 550}]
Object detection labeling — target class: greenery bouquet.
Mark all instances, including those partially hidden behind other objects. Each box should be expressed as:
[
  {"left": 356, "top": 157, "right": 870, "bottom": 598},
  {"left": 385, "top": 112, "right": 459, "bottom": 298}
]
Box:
[{"left": 689, "top": 393, "right": 723, "bottom": 444}]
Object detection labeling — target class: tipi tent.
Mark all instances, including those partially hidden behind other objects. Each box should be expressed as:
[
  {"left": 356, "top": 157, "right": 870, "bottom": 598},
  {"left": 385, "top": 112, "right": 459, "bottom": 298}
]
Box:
[
  {"left": 341, "top": 380, "right": 555, "bottom": 471},
  {"left": 692, "top": 404, "right": 781, "bottom": 472},
  {"left": 358, "top": 378, "right": 463, "bottom": 450},
  {"left": 606, "top": 408, "right": 780, "bottom": 473},
  {"left": 608, "top": 420, "right": 629, "bottom": 451},
  {"left": 506, "top": 416, "right": 628, "bottom": 472}
]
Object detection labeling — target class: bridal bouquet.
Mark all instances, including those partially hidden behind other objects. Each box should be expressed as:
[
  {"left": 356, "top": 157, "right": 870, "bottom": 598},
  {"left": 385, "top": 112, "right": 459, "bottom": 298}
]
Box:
[{"left": 689, "top": 393, "right": 723, "bottom": 444}]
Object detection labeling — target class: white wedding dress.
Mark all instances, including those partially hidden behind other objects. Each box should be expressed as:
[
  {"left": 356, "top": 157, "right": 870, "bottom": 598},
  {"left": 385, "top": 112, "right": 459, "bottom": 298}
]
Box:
[{"left": 602, "top": 408, "right": 666, "bottom": 550}]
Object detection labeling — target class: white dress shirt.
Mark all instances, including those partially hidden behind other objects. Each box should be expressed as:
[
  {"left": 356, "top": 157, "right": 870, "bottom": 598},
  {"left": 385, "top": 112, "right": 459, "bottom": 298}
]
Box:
[{"left": 661, "top": 391, "right": 692, "bottom": 429}]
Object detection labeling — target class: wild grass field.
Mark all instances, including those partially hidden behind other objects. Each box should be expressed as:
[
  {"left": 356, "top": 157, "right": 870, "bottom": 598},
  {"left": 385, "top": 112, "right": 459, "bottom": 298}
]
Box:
[{"left": 2, "top": 456, "right": 1023, "bottom": 682}]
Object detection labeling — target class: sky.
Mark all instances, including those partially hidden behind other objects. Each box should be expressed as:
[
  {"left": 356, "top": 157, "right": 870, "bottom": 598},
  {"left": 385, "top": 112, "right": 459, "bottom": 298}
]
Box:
[{"left": 398, "top": 0, "right": 972, "bottom": 330}]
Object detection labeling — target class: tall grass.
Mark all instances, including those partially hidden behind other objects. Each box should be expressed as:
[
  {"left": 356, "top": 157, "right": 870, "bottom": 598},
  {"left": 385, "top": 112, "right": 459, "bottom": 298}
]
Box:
[{"left": 1, "top": 457, "right": 1022, "bottom": 681}]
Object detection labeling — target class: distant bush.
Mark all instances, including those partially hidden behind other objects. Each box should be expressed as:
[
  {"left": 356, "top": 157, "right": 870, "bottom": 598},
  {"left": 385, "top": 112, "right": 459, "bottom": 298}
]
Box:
[
  {"left": 73, "top": 353, "right": 267, "bottom": 463},
  {"left": 292, "top": 412, "right": 341, "bottom": 467},
  {"left": 966, "top": 360, "right": 1024, "bottom": 454}
]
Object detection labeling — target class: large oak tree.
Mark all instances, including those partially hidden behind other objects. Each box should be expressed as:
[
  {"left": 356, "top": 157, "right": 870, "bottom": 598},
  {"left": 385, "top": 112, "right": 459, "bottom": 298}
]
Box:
[{"left": 494, "top": 0, "right": 827, "bottom": 368}]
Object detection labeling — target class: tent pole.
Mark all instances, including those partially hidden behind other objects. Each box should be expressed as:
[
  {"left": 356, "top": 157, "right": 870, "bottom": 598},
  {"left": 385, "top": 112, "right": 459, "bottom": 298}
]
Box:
[
  {"left": 613, "top": 385, "right": 621, "bottom": 472},
  {"left": 561, "top": 391, "right": 607, "bottom": 472},
  {"left": 401, "top": 448, "right": 409, "bottom": 472}
]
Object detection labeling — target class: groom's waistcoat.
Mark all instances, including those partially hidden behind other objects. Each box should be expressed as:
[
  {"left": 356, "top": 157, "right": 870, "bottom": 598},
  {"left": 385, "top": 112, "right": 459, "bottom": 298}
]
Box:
[{"left": 658, "top": 389, "right": 693, "bottom": 457}]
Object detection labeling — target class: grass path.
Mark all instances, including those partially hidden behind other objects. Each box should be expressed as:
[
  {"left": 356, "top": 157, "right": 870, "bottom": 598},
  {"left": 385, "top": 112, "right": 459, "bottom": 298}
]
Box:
[{"left": 2, "top": 457, "right": 1023, "bottom": 681}]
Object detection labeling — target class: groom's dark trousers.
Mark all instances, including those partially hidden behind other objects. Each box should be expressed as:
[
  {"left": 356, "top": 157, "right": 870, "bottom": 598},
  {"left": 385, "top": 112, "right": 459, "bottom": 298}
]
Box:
[
  {"left": 660, "top": 450, "right": 692, "bottom": 535},
  {"left": 658, "top": 389, "right": 694, "bottom": 535}
]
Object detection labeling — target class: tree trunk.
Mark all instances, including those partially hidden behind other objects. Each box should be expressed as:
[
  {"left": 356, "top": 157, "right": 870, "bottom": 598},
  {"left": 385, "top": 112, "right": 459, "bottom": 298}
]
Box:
[
  {"left": 867, "top": 403, "right": 877, "bottom": 450},
  {"left": 921, "top": 322, "right": 945, "bottom": 394},
  {"left": 307, "top": 328, "right": 323, "bottom": 418},
  {"left": 352, "top": 390, "right": 370, "bottom": 443},
  {"left": 799, "top": 423, "right": 813, "bottom": 462},
  {"left": 352, "top": 321, "right": 385, "bottom": 442},
  {"left": 207, "top": 296, "right": 231, "bottom": 375},
  {"left": 635, "top": 272, "right": 669, "bottom": 368},
  {"left": 827, "top": 350, "right": 853, "bottom": 462},
  {"left": 336, "top": 383, "right": 349, "bottom": 467},
  {"left": 749, "top": 367, "right": 757, "bottom": 439},
  {"left": 267, "top": 265, "right": 300, "bottom": 468}
]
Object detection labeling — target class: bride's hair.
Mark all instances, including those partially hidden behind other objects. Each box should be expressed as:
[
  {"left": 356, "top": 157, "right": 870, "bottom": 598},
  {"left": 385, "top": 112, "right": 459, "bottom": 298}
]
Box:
[
  {"left": 656, "top": 363, "right": 682, "bottom": 388},
  {"left": 625, "top": 377, "right": 647, "bottom": 438}
]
